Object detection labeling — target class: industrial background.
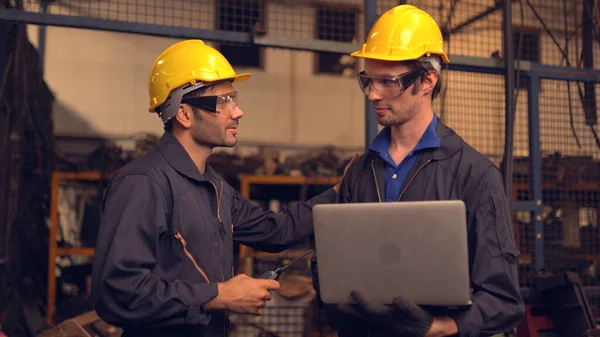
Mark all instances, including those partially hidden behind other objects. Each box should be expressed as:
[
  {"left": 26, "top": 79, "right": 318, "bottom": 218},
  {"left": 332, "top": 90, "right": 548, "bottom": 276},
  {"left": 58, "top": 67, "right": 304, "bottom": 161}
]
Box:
[{"left": 0, "top": 0, "right": 599, "bottom": 336}]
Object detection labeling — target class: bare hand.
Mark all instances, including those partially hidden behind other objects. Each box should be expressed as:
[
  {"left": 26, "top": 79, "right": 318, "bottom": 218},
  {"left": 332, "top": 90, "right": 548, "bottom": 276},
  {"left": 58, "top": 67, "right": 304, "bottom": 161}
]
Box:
[
  {"left": 334, "top": 152, "right": 361, "bottom": 193},
  {"left": 205, "top": 274, "right": 280, "bottom": 315}
]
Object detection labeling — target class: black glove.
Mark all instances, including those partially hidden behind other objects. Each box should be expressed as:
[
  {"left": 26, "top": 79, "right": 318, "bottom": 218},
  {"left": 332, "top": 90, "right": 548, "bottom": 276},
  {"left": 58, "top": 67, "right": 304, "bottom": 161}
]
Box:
[{"left": 337, "top": 290, "right": 434, "bottom": 337}]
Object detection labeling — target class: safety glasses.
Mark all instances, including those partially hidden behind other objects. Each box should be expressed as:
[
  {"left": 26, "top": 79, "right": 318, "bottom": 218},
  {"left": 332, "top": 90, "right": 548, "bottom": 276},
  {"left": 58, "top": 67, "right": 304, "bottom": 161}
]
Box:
[
  {"left": 180, "top": 91, "right": 238, "bottom": 113},
  {"left": 357, "top": 69, "right": 426, "bottom": 98}
]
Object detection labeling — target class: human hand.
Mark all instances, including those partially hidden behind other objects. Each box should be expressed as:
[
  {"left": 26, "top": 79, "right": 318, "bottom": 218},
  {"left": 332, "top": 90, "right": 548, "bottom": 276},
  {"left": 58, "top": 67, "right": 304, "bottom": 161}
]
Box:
[
  {"left": 337, "top": 290, "right": 434, "bottom": 337},
  {"left": 334, "top": 152, "right": 360, "bottom": 193},
  {"left": 204, "top": 274, "right": 279, "bottom": 315}
]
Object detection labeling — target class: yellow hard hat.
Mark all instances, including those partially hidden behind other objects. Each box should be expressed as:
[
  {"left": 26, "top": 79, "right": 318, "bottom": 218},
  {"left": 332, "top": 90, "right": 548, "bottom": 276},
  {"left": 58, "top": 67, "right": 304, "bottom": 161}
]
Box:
[
  {"left": 148, "top": 39, "right": 251, "bottom": 120},
  {"left": 351, "top": 5, "right": 449, "bottom": 64}
]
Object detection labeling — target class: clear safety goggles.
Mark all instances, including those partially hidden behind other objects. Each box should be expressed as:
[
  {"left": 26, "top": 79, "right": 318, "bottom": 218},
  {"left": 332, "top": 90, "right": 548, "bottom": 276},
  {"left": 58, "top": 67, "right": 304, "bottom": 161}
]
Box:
[
  {"left": 357, "top": 68, "right": 426, "bottom": 98},
  {"left": 181, "top": 91, "right": 239, "bottom": 114}
]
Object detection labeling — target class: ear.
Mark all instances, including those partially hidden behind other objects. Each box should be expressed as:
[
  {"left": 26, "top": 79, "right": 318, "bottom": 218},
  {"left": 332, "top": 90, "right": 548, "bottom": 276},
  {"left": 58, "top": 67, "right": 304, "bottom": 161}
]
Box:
[
  {"left": 174, "top": 104, "right": 194, "bottom": 129},
  {"left": 419, "top": 71, "right": 438, "bottom": 97}
]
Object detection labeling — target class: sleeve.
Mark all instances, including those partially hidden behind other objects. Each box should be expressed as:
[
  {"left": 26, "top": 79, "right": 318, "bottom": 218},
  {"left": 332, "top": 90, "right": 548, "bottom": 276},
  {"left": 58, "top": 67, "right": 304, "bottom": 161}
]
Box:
[
  {"left": 451, "top": 168, "right": 526, "bottom": 337},
  {"left": 90, "top": 174, "right": 218, "bottom": 328},
  {"left": 332, "top": 153, "right": 360, "bottom": 204},
  {"left": 231, "top": 187, "right": 337, "bottom": 252}
]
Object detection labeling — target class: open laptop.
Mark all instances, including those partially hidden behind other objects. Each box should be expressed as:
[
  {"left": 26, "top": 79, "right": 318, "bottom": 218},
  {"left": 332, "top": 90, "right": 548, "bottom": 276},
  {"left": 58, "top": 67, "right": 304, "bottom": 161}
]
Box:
[{"left": 312, "top": 200, "right": 472, "bottom": 307}]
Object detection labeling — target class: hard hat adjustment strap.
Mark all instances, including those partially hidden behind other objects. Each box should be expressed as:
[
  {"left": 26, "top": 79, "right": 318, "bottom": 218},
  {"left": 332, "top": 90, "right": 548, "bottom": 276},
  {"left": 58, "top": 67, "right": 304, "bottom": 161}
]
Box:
[
  {"left": 158, "top": 81, "right": 207, "bottom": 124},
  {"left": 417, "top": 55, "right": 442, "bottom": 74}
]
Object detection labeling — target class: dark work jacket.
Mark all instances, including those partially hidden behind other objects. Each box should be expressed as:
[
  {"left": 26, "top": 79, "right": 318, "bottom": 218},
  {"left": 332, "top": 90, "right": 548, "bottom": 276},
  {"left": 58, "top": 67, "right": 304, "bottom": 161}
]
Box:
[
  {"left": 90, "top": 132, "right": 337, "bottom": 337},
  {"left": 311, "top": 121, "right": 525, "bottom": 337}
]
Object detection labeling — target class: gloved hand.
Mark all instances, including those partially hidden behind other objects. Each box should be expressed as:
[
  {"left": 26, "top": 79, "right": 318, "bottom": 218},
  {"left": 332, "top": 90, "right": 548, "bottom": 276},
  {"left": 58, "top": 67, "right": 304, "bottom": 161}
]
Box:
[{"left": 337, "top": 290, "right": 434, "bottom": 337}]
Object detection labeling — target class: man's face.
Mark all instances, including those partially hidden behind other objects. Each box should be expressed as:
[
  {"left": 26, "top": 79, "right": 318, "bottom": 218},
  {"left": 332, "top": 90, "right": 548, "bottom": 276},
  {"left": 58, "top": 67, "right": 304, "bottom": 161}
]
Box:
[
  {"left": 362, "top": 59, "right": 423, "bottom": 127},
  {"left": 186, "top": 82, "right": 244, "bottom": 148}
]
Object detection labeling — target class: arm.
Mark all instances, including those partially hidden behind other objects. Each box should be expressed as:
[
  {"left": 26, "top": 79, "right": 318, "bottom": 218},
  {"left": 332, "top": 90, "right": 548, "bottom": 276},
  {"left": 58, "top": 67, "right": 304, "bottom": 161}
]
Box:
[
  {"left": 231, "top": 153, "right": 360, "bottom": 253},
  {"left": 231, "top": 187, "right": 337, "bottom": 252},
  {"left": 334, "top": 152, "right": 360, "bottom": 203},
  {"left": 450, "top": 167, "right": 525, "bottom": 337},
  {"left": 91, "top": 174, "right": 218, "bottom": 328}
]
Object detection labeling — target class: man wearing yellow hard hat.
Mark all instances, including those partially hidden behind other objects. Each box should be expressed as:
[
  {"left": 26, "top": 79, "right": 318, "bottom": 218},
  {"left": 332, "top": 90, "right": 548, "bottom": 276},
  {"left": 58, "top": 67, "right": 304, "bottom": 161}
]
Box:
[
  {"left": 90, "top": 40, "right": 354, "bottom": 337},
  {"left": 311, "top": 5, "right": 525, "bottom": 337}
]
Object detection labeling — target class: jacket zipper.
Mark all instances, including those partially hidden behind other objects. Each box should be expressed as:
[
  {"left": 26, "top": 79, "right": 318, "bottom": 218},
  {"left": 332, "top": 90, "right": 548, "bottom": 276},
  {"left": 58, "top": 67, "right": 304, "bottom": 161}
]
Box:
[
  {"left": 370, "top": 160, "right": 383, "bottom": 203},
  {"left": 177, "top": 181, "right": 228, "bottom": 336},
  {"left": 370, "top": 159, "right": 432, "bottom": 203},
  {"left": 174, "top": 231, "right": 210, "bottom": 283},
  {"left": 210, "top": 180, "right": 226, "bottom": 282},
  {"left": 211, "top": 180, "right": 228, "bottom": 337},
  {"left": 396, "top": 159, "right": 432, "bottom": 201},
  {"left": 209, "top": 181, "right": 223, "bottom": 224}
]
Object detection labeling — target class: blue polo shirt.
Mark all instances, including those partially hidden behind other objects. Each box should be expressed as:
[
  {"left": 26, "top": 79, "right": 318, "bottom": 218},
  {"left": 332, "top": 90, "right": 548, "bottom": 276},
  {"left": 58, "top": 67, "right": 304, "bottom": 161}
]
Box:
[{"left": 368, "top": 114, "right": 441, "bottom": 202}]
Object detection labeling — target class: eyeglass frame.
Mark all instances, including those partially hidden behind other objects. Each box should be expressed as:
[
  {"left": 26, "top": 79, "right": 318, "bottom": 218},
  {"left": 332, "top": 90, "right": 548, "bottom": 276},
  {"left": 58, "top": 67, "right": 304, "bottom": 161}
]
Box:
[
  {"left": 357, "top": 68, "right": 427, "bottom": 98},
  {"left": 180, "top": 91, "right": 239, "bottom": 114}
]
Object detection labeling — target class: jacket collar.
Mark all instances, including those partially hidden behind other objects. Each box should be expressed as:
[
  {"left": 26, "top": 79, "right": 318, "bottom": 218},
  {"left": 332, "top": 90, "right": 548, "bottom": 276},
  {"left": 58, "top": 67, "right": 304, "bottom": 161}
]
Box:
[
  {"left": 432, "top": 120, "right": 464, "bottom": 160},
  {"left": 367, "top": 119, "right": 463, "bottom": 162},
  {"left": 369, "top": 114, "right": 441, "bottom": 162},
  {"left": 155, "top": 132, "right": 217, "bottom": 183}
]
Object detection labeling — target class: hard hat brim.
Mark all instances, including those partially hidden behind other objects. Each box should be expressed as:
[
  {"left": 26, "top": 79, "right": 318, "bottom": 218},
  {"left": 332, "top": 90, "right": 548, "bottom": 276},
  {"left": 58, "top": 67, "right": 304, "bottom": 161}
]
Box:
[
  {"left": 233, "top": 73, "right": 251, "bottom": 83},
  {"left": 351, "top": 50, "right": 450, "bottom": 64}
]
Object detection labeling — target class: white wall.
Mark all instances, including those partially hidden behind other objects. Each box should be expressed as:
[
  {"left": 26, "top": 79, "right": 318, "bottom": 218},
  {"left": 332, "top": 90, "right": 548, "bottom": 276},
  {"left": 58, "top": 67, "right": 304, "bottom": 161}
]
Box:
[
  {"left": 24, "top": 0, "right": 600, "bottom": 158},
  {"left": 424, "top": 0, "right": 600, "bottom": 161}
]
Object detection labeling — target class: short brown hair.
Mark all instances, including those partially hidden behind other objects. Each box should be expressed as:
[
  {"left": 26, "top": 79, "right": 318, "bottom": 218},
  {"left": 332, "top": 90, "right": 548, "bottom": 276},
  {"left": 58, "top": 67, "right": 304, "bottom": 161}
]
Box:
[{"left": 406, "top": 59, "right": 442, "bottom": 101}]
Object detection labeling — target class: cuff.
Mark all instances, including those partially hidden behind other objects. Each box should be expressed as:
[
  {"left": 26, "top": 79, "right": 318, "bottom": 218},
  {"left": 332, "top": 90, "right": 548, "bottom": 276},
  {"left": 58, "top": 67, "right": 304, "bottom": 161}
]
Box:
[{"left": 185, "top": 283, "right": 219, "bottom": 325}]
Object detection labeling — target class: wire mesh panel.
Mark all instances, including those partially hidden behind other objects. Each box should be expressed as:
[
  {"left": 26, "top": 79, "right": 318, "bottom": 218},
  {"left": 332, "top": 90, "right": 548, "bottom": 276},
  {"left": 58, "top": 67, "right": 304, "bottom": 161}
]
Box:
[
  {"left": 217, "top": 0, "right": 265, "bottom": 68},
  {"left": 434, "top": 70, "right": 507, "bottom": 164},
  {"left": 230, "top": 306, "right": 310, "bottom": 337},
  {"left": 19, "top": 1, "right": 397, "bottom": 39},
  {"left": 413, "top": 0, "right": 502, "bottom": 60},
  {"left": 538, "top": 78, "right": 600, "bottom": 318},
  {"left": 23, "top": 0, "right": 214, "bottom": 29},
  {"left": 413, "top": 0, "right": 600, "bottom": 68},
  {"left": 19, "top": 0, "right": 597, "bottom": 72},
  {"left": 263, "top": 0, "right": 398, "bottom": 76},
  {"left": 508, "top": 0, "right": 599, "bottom": 70},
  {"left": 18, "top": 0, "right": 401, "bottom": 76},
  {"left": 266, "top": 0, "right": 361, "bottom": 40},
  {"left": 431, "top": 69, "right": 537, "bottom": 287}
]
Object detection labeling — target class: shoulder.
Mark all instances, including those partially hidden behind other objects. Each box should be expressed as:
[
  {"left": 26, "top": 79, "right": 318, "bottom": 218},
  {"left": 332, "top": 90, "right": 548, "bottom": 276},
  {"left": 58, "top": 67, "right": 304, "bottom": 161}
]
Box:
[
  {"left": 113, "top": 148, "right": 166, "bottom": 177},
  {"left": 337, "top": 152, "right": 375, "bottom": 190},
  {"left": 108, "top": 149, "right": 172, "bottom": 199},
  {"left": 347, "top": 151, "right": 378, "bottom": 174},
  {"left": 442, "top": 126, "right": 505, "bottom": 195}
]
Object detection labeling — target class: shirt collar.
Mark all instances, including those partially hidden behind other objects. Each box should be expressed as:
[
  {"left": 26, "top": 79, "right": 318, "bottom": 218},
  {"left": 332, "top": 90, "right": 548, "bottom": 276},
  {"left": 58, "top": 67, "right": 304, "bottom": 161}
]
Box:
[{"left": 368, "top": 113, "right": 441, "bottom": 156}]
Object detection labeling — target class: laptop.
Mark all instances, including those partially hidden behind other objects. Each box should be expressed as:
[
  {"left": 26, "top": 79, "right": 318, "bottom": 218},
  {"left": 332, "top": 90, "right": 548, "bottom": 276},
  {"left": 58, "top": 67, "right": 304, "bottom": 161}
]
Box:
[{"left": 312, "top": 200, "right": 472, "bottom": 307}]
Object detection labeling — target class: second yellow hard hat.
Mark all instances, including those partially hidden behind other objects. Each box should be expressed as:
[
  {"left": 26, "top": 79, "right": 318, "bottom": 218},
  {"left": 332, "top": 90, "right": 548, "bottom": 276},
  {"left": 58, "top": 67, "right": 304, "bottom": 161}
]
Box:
[{"left": 351, "top": 4, "right": 449, "bottom": 64}]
